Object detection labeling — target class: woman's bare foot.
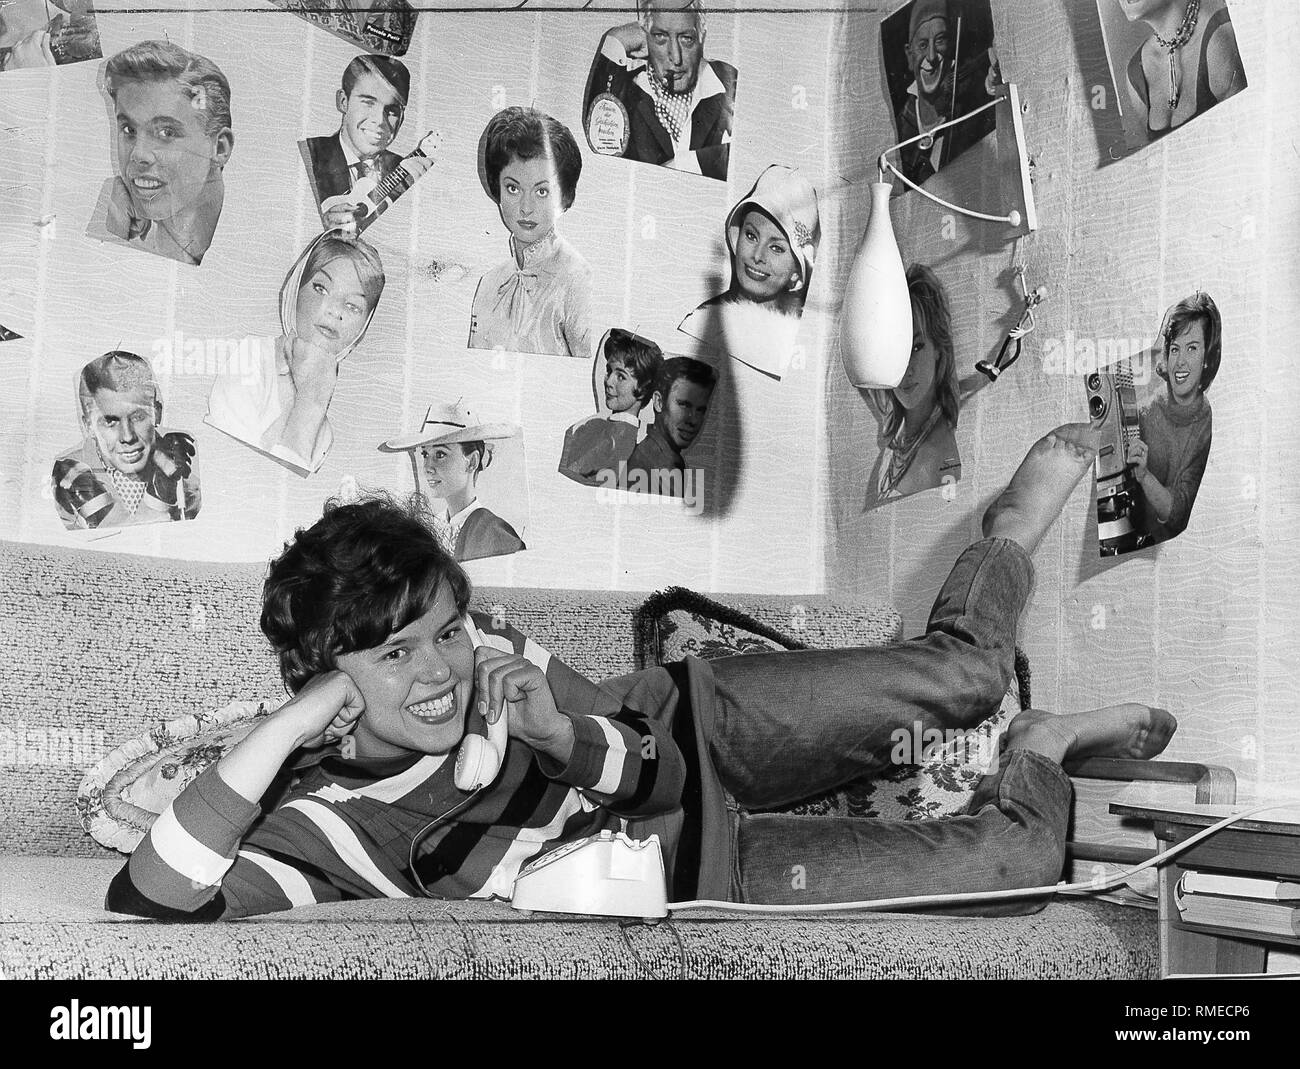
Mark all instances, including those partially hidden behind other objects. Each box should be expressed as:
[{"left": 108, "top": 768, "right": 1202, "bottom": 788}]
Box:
[
  {"left": 982, "top": 423, "right": 1100, "bottom": 555},
  {"left": 1002, "top": 704, "right": 1178, "bottom": 766}
]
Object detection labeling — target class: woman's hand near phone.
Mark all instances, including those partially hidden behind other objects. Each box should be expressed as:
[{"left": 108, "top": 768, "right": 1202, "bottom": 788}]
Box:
[
  {"left": 216, "top": 671, "right": 366, "bottom": 804},
  {"left": 473, "top": 647, "right": 575, "bottom": 766},
  {"left": 1128, "top": 437, "right": 1150, "bottom": 480}
]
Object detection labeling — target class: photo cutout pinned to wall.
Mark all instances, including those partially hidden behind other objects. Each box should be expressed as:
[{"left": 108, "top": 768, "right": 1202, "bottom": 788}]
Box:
[
  {"left": 268, "top": 0, "right": 416, "bottom": 56},
  {"left": 85, "top": 40, "right": 234, "bottom": 267},
  {"left": 51, "top": 351, "right": 201, "bottom": 531},
  {"left": 582, "top": 0, "right": 738, "bottom": 182},
  {"left": 880, "top": 0, "right": 998, "bottom": 191},
  {"left": 467, "top": 106, "right": 594, "bottom": 361},
  {"left": 381, "top": 401, "right": 529, "bottom": 564},
  {"left": 299, "top": 54, "right": 438, "bottom": 235},
  {"left": 678, "top": 165, "right": 820, "bottom": 379},
  {"left": 1095, "top": 0, "right": 1246, "bottom": 151},
  {"left": 621, "top": 353, "right": 718, "bottom": 500},
  {"left": 558, "top": 327, "right": 665, "bottom": 489},
  {"left": 206, "top": 229, "right": 386, "bottom": 477},
  {"left": 0, "top": 0, "right": 101, "bottom": 72},
  {"left": 1087, "top": 292, "right": 1220, "bottom": 556},
  {"left": 864, "top": 264, "right": 963, "bottom": 508}
]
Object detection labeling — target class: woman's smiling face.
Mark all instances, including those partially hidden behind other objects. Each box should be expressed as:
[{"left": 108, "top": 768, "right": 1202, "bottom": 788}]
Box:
[
  {"left": 604, "top": 357, "right": 641, "bottom": 413},
  {"left": 1165, "top": 318, "right": 1207, "bottom": 405},
  {"left": 295, "top": 257, "right": 369, "bottom": 356},
  {"left": 733, "top": 210, "right": 799, "bottom": 303},
  {"left": 335, "top": 585, "right": 477, "bottom": 762}
]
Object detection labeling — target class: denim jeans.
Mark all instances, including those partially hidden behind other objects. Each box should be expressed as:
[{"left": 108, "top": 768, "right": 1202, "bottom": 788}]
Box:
[{"left": 707, "top": 537, "right": 1072, "bottom": 916}]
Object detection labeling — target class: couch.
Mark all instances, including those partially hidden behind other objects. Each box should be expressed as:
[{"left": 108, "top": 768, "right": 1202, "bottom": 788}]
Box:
[{"left": 0, "top": 537, "right": 1234, "bottom": 979}]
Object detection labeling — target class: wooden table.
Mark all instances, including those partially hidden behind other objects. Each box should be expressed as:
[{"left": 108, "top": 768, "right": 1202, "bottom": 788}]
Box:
[{"left": 1110, "top": 799, "right": 1300, "bottom": 977}]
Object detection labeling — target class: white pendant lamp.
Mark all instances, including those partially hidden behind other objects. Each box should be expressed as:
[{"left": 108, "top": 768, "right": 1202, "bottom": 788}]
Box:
[{"left": 839, "top": 181, "right": 911, "bottom": 390}]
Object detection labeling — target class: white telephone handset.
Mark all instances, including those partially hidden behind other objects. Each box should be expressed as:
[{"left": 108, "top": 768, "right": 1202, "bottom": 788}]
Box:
[{"left": 454, "top": 615, "right": 508, "bottom": 791}]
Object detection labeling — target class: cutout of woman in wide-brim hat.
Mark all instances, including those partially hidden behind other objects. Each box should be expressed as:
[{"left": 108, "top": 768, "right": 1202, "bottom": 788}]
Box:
[
  {"left": 381, "top": 401, "right": 526, "bottom": 563},
  {"left": 677, "top": 163, "right": 820, "bottom": 378}
]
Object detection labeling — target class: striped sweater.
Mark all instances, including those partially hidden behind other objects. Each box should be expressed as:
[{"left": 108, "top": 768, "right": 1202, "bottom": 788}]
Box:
[{"left": 106, "top": 613, "right": 731, "bottom": 920}]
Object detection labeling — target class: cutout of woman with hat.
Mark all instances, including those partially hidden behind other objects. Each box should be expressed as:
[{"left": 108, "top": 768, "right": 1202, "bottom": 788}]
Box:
[
  {"left": 677, "top": 164, "right": 820, "bottom": 378},
  {"left": 382, "top": 401, "right": 526, "bottom": 563}
]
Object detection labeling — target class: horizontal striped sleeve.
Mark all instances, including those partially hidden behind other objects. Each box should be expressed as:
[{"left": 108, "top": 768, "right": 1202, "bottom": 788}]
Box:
[
  {"left": 587, "top": 715, "right": 629, "bottom": 794},
  {"left": 119, "top": 765, "right": 263, "bottom": 916},
  {"left": 537, "top": 710, "right": 681, "bottom": 818},
  {"left": 238, "top": 848, "right": 319, "bottom": 908}
]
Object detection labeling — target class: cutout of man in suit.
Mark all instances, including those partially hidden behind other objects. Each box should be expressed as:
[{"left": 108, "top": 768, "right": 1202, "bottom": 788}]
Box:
[
  {"left": 300, "top": 54, "right": 429, "bottom": 231},
  {"left": 583, "top": 0, "right": 737, "bottom": 181}
]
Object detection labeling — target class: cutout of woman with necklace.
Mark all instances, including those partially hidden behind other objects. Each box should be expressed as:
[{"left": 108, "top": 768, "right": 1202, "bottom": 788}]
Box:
[{"left": 1119, "top": 0, "right": 1246, "bottom": 141}]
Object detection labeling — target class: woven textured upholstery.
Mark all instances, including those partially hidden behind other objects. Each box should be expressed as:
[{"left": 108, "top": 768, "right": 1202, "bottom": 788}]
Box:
[{"left": 0, "top": 537, "right": 1158, "bottom": 979}]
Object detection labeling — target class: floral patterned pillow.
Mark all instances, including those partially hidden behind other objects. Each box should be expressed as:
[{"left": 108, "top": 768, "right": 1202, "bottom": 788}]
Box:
[
  {"left": 636, "top": 587, "right": 811, "bottom": 666},
  {"left": 77, "top": 700, "right": 274, "bottom": 852},
  {"left": 638, "top": 588, "right": 1024, "bottom": 821}
]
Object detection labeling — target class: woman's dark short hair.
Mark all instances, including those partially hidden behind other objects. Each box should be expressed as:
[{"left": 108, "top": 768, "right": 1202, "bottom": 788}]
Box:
[
  {"left": 261, "top": 492, "right": 471, "bottom": 694},
  {"left": 482, "top": 106, "right": 582, "bottom": 211},
  {"left": 1162, "top": 291, "right": 1222, "bottom": 394},
  {"left": 458, "top": 439, "right": 494, "bottom": 476},
  {"left": 604, "top": 329, "right": 663, "bottom": 406}
]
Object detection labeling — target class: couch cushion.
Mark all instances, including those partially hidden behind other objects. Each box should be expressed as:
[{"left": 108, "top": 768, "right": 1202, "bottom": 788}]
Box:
[
  {"left": 1, "top": 856, "right": 1158, "bottom": 979},
  {"left": 77, "top": 700, "right": 273, "bottom": 852}
]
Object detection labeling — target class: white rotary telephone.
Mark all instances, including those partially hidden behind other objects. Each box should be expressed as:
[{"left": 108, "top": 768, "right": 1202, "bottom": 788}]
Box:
[{"left": 453, "top": 615, "right": 508, "bottom": 791}]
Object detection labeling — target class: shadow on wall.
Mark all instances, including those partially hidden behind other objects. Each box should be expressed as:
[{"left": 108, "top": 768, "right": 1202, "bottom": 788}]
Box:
[
  {"left": 688, "top": 251, "right": 741, "bottom": 523},
  {"left": 1061, "top": 0, "right": 1134, "bottom": 167}
]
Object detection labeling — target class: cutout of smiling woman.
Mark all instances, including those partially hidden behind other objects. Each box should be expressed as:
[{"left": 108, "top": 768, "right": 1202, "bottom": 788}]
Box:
[
  {"left": 677, "top": 164, "right": 820, "bottom": 379},
  {"left": 467, "top": 107, "right": 593, "bottom": 360},
  {"left": 206, "top": 230, "right": 385, "bottom": 477},
  {"left": 87, "top": 41, "right": 233, "bottom": 267}
]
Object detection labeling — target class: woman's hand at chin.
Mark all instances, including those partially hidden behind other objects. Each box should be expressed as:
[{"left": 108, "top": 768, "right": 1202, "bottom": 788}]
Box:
[{"left": 284, "top": 334, "right": 339, "bottom": 407}]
